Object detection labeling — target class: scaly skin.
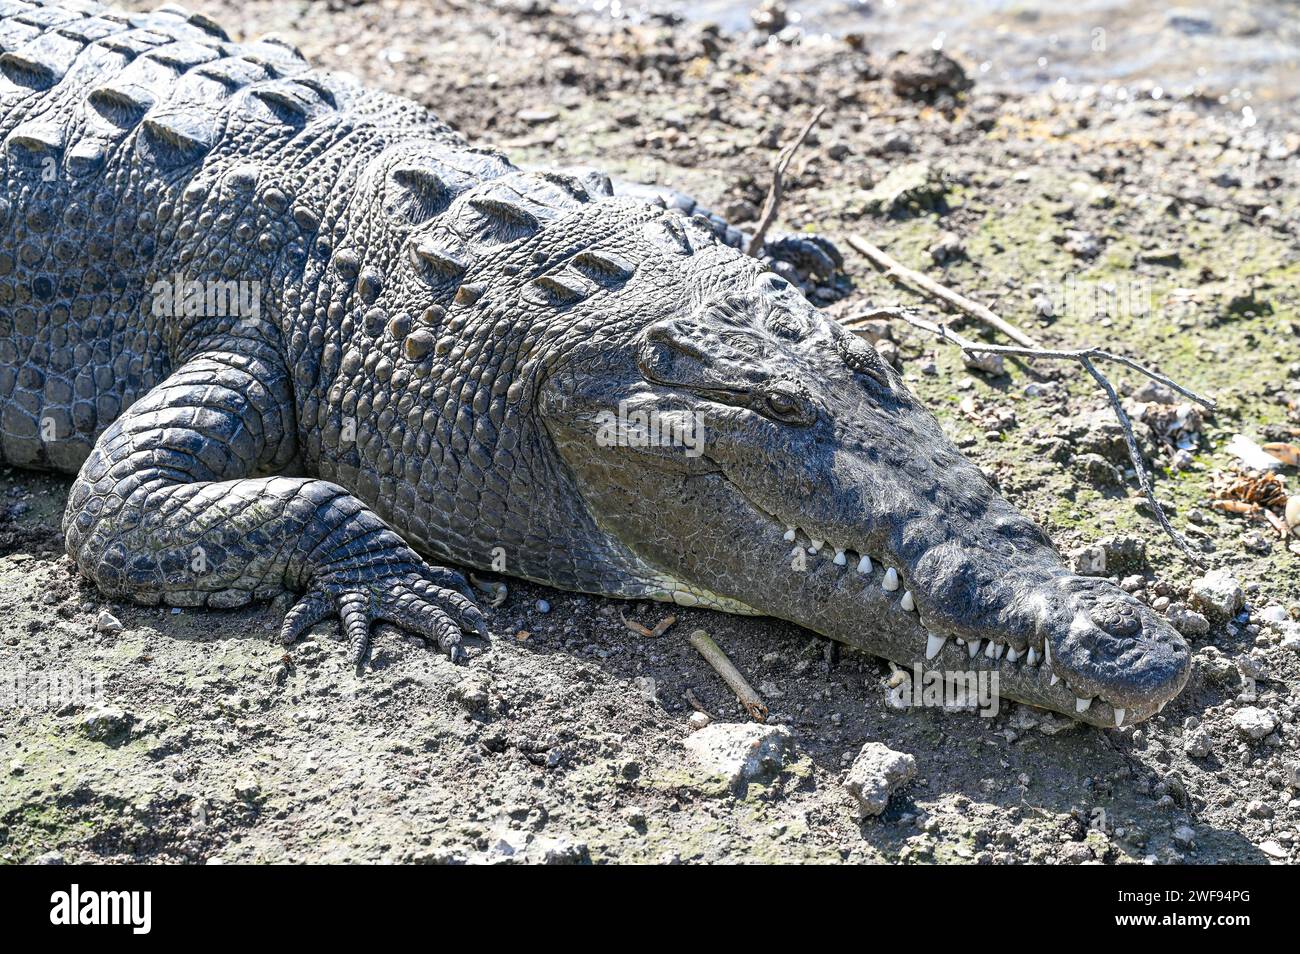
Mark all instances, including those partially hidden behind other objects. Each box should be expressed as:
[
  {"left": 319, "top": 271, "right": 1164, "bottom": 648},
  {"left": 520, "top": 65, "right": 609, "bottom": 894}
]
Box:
[{"left": 0, "top": 1, "right": 1190, "bottom": 725}]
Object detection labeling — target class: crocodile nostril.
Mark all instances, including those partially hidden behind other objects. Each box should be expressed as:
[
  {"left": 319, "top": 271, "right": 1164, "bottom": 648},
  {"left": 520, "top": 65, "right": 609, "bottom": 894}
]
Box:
[{"left": 1089, "top": 598, "right": 1142, "bottom": 637}]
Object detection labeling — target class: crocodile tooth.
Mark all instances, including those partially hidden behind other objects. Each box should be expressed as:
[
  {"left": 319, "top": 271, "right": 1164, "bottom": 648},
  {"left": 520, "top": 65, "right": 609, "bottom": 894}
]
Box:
[
  {"left": 991, "top": 643, "right": 1004, "bottom": 660},
  {"left": 968, "top": 639, "right": 982, "bottom": 659},
  {"left": 900, "top": 590, "right": 915, "bottom": 612},
  {"left": 808, "top": 538, "right": 824, "bottom": 553},
  {"left": 882, "top": 567, "right": 899, "bottom": 591},
  {"left": 1006, "top": 646, "right": 1021, "bottom": 663},
  {"left": 1043, "top": 641, "right": 1052, "bottom": 666},
  {"left": 783, "top": 526, "right": 796, "bottom": 542},
  {"left": 856, "top": 554, "right": 872, "bottom": 574},
  {"left": 925, "top": 633, "right": 947, "bottom": 660},
  {"left": 1076, "top": 697, "right": 1093, "bottom": 713},
  {"left": 1027, "top": 647, "right": 1039, "bottom": 666},
  {"left": 1050, "top": 672, "right": 1061, "bottom": 686},
  {"left": 1114, "top": 708, "right": 1125, "bottom": 727},
  {"left": 833, "top": 549, "right": 846, "bottom": 566}
]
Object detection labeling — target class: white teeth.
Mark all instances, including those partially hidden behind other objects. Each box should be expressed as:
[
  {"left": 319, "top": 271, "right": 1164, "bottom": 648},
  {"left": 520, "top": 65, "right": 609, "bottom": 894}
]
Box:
[
  {"left": 985, "top": 641, "right": 997, "bottom": 659},
  {"left": 1043, "top": 641, "right": 1052, "bottom": 667},
  {"left": 1050, "top": 672, "right": 1061, "bottom": 686},
  {"left": 1114, "top": 708, "right": 1125, "bottom": 727},
  {"left": 833, "top": 549, "right": 846, "bottom": 566},
  {"left": 1027, "top": 647, "right": 1039, "bottom": 666},
  {"left": 900, "top": 590, "right": 915, "bottom": 612},
  {"left": 783, "top": 526, "right": 796, "bottom": 542},
  {"left": 1006, "top": 646, "right": 1021, "bottom": 662},
  {"left": 925, "top": 633, "right": 947, "bottom": 660},
  {"left": 1076, "top": 697, "right": 1093, "bottom": 713},
  {"left": 857, "top": 554, "right": 873, "bottom": 574},
  {"left": 882, "top": 567, "right": 899, "bottom": 591},
  {"left": 968, "top": 639, "right": 981, "bottom": 659},
  {"left": 809, "top": 538, "right": 824, "bottom": 553}
]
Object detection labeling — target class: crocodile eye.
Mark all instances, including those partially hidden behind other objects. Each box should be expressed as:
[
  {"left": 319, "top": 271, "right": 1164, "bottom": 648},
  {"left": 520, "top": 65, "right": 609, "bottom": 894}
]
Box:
[{"left": 764, "top": 390, "right": 799, "bottom": 418}]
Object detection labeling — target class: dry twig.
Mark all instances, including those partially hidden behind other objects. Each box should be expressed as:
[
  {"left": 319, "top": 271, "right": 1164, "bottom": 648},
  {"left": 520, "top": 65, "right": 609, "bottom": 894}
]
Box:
[
  {"left": 745, "top": 106, "right": 826, "bottom": 257},
  {"left": 848, "top": 234, "right": 1039, "bottom": 347},
  {"left": 853, "top": 305, "right": 1216, "bottom": 561},
  {"left": 620, "top": 611, "right": 677, "bottom": 638},
  {"left": 687, "top": 629, "right": 767, "bottom": 722}
]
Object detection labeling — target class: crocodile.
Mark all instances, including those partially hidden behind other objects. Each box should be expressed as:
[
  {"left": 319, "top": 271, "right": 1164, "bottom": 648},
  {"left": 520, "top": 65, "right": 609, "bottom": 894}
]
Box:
[{"left": 0, "top": 0, "right": 1190, "bottom": 727}]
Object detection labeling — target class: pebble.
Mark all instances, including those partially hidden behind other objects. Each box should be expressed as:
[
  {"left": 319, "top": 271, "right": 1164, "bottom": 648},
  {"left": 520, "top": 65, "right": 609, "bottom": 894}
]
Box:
[
  {"left": 843, "top": 742, "right": 917, "bottom": 818},
  {"left": 683, "top": 722, "right": 793, "bottom": 787},
  {"left": 95, "top": 610, "right": 123, "bottom": 635},
  {"left": 1189, "top": 569, "right": 1244, "bottom": 623},
  {"left": 1231, "top": 706, "right": 1277, "bottom": 741},
  {"left": 1183, "top": 728, "right": 1213, "bottom": 758},
  {"left": 535, "top": 599, "right": 550, "bottom": 614},
  {"left": 79, "top": 705, "right": 133, "bottom": 742},
  {"left": 1167, "top": 604, "right": 1210, "bottom": 637}
]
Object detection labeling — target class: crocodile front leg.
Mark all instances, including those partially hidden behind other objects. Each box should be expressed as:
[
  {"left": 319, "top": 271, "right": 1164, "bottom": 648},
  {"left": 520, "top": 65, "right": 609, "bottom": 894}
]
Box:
[{"left": 62, "top": 345, "right": 487, "bottom": 665}]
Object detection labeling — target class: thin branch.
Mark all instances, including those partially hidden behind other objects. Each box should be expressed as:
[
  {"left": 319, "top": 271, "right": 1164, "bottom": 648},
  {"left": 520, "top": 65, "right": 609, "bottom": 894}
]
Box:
[
  {"left": 687, "top": 629, "right": 767, "bottom": 722},
  {"left": 861, "top": 306, "right": 1213, "bottom": 561},
  {"left": 745, "top": 106, "right": 826, "bottom": 257},
  {"left": 847, "top": 234, "right": 1039, "bottom": 348}
]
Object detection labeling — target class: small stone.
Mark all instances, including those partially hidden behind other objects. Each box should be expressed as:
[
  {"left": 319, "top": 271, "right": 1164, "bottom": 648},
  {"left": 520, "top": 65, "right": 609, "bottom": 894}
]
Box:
[
  {"left": 962, "top": 350, "right": 1004, "bottom": 376},
  {"left": 517, "top": 108, "right": 558, "bottom": 125},
  {"left": 79, "top": 705, "right": 133, "bottom": 741},
  {"left": 688, "top": 711, "right": 710, "bottom": 730},
  {"left": 1245, "top": 799, "right": 1273, "bottom": 819},
  {"left": 1166, "top": 604, "right": 1210, "bottom": 637},
  {"left": 1183, "top": 728, "right": 1213, "bottom": 758},
  {"left": 1172, "top": 825, "right": 1196, "bottom": 847},
  {"left": 860, "top": 161, "right": 946, "bottom": 215},
  {"left": 1071, "top": 545, "right": 1106, "bottom": 576},
  {"left": 1258, "top": 840, "right": 1288, "bottom": 859},
  {"left": 1189, "top": 569, "right": 1244, "bottom": 623},
  {"left": 928, "top": 231, "right": 965, "bottom": 264},
  {"left": 95, "top": 610, "right": 123, "bottom": 635},
  {"left": 887, "top": 48, "right": 971, "bottom": 101},
  {"left": 843, "top": 742, "right": 917, "bottom": 818},
  {"left": 683, "top": 722, "right": 794, "bottom": 787},
  {"left": 1231, "top": 706, "right": 1277, "bottom": 741},
  {"left": 33, "top": 851, "right": 66, "bottom": 865},
  {"left": 535, "top": 599, "right": 550, "bottom": 614},
  {"left": 451, "top": 675, "right": 490, "bottom": 713}
]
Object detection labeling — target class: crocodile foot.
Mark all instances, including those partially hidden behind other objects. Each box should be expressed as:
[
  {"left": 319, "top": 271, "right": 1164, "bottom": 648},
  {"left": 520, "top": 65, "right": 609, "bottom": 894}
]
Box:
[
  {"left": 761, "top": 231, "right": 844, "bottom": 287},
  {"left": 281, "top": 565, "right": 489, "bottom": 667}
]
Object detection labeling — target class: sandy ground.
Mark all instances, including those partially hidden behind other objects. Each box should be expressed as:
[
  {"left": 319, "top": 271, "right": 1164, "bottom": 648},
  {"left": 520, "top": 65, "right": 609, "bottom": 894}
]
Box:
[{"left": 2, "top": 0, "right": 1299, "bottom": 864}]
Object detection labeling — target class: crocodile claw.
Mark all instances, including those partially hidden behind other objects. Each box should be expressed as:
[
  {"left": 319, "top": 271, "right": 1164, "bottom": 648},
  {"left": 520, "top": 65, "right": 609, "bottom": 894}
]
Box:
[
  {"left": 762, "top": 232, "right": 844, "bottom": 284},
  {"left": 281, "top": 567, "right": 489, "bottom": 667}
]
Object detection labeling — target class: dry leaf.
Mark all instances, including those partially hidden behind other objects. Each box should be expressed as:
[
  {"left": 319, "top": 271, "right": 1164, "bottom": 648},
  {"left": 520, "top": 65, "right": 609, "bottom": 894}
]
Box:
[{"left": 1262, "top": 442, "right": 1300, "bottom": 467}]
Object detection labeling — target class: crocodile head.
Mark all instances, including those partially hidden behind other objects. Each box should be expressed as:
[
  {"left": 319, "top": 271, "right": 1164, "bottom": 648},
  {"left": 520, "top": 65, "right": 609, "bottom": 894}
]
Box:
[{"left": 538, "top": 242, "right": 1189, "bottom": 727}]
